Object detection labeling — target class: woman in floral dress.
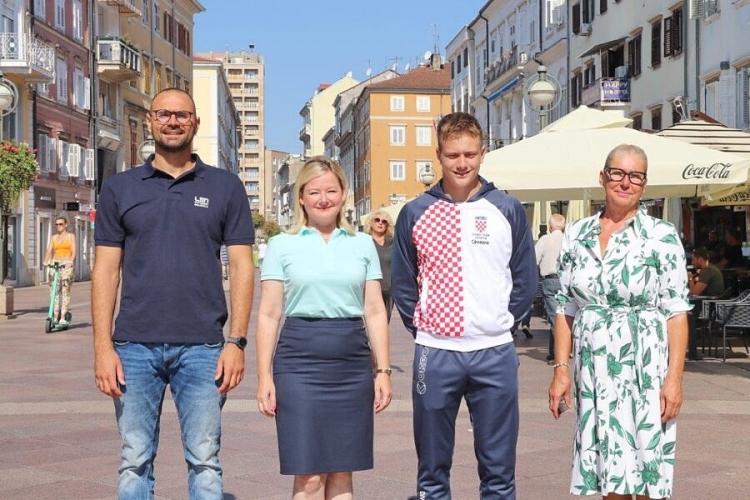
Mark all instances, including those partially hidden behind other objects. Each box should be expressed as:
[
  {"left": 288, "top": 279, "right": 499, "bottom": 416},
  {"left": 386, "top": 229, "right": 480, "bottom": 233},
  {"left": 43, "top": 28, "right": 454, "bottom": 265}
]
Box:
[{"left": 548, "top": 144, "right": 691, "bottom": 499}]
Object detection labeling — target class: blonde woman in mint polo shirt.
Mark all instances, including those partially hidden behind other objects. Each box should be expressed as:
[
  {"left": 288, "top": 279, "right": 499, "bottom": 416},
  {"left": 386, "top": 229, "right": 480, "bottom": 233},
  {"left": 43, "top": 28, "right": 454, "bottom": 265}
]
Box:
[{"left": 255, "top": 156, "right": 392, "bottom": 499}]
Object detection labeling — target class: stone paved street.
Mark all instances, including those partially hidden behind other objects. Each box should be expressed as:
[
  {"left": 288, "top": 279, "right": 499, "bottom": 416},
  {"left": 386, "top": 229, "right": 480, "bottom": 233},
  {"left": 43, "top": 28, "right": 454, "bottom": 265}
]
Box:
[{"left": 1, "top": 275, "right": 749, "bottom": 499}]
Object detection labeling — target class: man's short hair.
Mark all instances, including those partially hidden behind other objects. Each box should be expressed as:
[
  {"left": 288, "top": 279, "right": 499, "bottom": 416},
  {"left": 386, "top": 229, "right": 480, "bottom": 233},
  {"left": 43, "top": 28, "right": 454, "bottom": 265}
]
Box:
[{"left": 693, "top": 247, "right": 709, "bottom": 261}]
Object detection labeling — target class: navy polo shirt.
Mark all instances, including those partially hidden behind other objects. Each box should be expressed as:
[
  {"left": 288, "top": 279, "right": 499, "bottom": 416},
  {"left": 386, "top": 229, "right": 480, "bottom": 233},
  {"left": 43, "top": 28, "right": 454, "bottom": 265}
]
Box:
[{"left": 95, "top": 155, "right": 254, "bottom": 344}]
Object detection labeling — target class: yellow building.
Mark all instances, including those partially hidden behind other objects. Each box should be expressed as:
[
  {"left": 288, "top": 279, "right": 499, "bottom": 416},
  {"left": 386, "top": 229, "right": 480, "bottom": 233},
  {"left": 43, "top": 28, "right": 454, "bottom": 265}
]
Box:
[{"left": 353, "top": 58, "right": 451, "bottom": 217}]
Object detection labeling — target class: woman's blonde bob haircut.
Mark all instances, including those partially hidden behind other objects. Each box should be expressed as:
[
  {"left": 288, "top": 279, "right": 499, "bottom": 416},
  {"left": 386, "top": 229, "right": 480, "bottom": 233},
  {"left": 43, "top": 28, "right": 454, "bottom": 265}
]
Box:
[
  {"left": 363, "top": 210, "right": 394, "bottom": 238},
  {"left": 288, "top": 155, "right": 355, "bottom": 235}
]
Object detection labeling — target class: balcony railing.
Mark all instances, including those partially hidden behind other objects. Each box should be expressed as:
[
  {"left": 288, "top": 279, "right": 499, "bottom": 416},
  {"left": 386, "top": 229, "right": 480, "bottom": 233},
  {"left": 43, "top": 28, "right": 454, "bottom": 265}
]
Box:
[
  {"left": 484, "top": 46, "right": 526, "bottom": 87},
  {"left": 97, "top": 37, "right": 141, "bottom": 82},
  {"left": 299, "top": 123, "right": 311, "bottom": 141},
  {"left": 0, "top": 33, "right": 55, "bottom": 82},
  {"left": 97, "top": 0, "right": 142, "bottom": 17},
  {"left": 581, "top": 77, "right": 631, "bottom": 107}
]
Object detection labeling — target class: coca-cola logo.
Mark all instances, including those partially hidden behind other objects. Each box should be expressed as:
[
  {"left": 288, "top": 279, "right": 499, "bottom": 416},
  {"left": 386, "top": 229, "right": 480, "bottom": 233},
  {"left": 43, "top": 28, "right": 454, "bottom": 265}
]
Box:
[
  {"left": 682, "top": 163, "right": 732, "bottom": 180},
  {"left": 718, "top": 191, "right": 750, "bottom": 203}
]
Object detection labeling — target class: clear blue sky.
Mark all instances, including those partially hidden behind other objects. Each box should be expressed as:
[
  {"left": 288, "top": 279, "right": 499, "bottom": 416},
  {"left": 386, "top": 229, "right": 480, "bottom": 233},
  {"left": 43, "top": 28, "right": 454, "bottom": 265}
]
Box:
[{"left": 194, "top": 0, "right": 487, "bottom": 154}]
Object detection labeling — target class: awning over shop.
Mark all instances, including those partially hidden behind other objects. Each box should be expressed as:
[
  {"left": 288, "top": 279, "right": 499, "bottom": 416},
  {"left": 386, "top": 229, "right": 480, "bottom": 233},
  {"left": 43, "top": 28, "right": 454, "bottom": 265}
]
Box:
[
  {"left": 579, "top": 37, "right": 628, "bottom": 58},
  {"left": 487, "top": 76, "right": 521, "bottom": 103}
]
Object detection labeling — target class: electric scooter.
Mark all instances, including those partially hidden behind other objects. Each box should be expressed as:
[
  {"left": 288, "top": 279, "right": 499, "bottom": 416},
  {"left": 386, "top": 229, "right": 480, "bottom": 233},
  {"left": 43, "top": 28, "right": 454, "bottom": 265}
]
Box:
[{"left": 45, "top": 262, "right": 72, "bottom": 333}]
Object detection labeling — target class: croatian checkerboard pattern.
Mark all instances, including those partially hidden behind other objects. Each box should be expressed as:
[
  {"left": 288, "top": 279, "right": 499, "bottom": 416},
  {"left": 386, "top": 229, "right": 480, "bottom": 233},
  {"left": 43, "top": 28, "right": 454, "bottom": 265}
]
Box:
[{"left": 412, "top": 200, "right": 464, "bottom": 337}]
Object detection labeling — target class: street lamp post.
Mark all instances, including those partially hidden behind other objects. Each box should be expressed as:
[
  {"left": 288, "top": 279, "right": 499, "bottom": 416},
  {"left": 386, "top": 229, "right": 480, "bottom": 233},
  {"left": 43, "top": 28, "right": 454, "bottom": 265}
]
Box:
[
  {"left": 0, "top": 71, "right": 18, "bottom": 317},
  {"left": 137, "top": 133, "right": 156, "bottom": 164},
  {"left": 523, "top": 65, "right": 562, "bottom": 236},
  {"left": 523, "top": 65, "right": 562, "bottom": 131},
  {"left": 418, "top": 164, "right": 436, "bottom": 190}
]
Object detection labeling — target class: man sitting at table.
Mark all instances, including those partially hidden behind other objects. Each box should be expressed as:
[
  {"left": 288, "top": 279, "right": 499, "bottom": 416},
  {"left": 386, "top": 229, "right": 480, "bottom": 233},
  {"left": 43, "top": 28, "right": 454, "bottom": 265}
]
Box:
[
  {"left": 689, "top": 247, "right": 725, "bottom": 297},
  {"left": 687, "top": 247, "right": 726, "bottom": 361}
]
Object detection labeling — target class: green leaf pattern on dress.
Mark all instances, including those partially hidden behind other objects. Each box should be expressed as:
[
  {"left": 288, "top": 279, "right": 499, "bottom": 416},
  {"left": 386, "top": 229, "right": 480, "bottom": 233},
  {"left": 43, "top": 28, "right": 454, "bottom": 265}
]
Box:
[{"left": 556, "top": 206, "right": 691, "bottom": 498}]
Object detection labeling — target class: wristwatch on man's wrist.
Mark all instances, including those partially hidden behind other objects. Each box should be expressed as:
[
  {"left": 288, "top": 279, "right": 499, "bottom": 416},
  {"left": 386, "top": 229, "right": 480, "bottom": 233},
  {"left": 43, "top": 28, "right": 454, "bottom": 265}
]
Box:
[
  {"left": 225, "top": 336, "right": 247, "bottom": 350},
  {"left": 374, "top": 367, "right": 392, "bottom": 376}
]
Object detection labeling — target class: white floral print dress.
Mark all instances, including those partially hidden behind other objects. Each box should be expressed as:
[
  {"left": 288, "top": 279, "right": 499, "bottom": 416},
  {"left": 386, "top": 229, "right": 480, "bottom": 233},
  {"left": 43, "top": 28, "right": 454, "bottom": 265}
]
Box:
[{"left": 557, "top": 207, "right": 691, "bottom": 499}]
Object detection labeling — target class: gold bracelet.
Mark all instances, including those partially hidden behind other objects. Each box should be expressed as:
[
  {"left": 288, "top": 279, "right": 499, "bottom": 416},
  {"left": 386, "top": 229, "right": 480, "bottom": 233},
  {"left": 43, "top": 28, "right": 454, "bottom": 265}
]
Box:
[{"left": 552, "top": 362, "right": 569, "bottom": 369}]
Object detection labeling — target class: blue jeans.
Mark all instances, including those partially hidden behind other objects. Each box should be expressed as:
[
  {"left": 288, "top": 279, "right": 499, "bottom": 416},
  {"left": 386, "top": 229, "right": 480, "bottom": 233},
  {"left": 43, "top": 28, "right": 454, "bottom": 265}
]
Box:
[
  {"left": 541, "top": 277, "right": 561, "bottom": 355},
  {"left": 113, "top": 342, "right": 226, "bottom": 500}
]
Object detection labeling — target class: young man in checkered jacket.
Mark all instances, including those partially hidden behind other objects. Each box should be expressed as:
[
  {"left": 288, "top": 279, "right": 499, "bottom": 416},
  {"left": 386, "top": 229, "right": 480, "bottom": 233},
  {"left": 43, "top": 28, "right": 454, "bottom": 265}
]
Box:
[{"left": 392, "top": 112, "right": 537, "bottom": 500}]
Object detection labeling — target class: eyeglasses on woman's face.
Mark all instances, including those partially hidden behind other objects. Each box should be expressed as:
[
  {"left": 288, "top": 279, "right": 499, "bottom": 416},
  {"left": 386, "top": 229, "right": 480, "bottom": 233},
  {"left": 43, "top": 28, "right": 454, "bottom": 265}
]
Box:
[
  {"left": 150, "top": 109, "right": 194, "bottom": 125},
  {"left": 603, "top": 166, "right": 647, "bottom": 186},
  {"left": 373, "top": 218, "right": 388, "bottom": 224}
]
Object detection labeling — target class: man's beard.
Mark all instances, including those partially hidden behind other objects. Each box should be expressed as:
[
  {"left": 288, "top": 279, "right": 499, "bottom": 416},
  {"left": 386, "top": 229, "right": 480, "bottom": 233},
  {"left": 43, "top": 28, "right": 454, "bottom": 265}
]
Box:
[{"left": 155, "top": 130, "right": 193, "bottom": 153}]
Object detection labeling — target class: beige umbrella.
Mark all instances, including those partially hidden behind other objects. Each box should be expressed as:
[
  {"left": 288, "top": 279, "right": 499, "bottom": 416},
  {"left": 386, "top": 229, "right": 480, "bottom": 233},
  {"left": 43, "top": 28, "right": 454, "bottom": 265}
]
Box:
[
  {"left": 542, "top": 105, "right": 633, "bottom": 132},
  {"left": 481, "top": 127, "right": 750, "bottom": 202}
]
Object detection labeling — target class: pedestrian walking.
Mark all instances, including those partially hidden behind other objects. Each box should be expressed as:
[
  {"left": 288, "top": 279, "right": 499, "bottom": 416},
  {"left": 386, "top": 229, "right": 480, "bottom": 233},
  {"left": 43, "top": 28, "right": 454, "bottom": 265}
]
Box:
[
  {"left": 92, "top": 87, "right": 255, "bottom": 500},
  {"left": 535, "top": 213, "right": 565, "bottom": 361},
  {"left": 364, "top": 209, "right": 395, "bottom": 323},
  {"left": 392, "top": 112, "right": 537, "bottom": 499}
]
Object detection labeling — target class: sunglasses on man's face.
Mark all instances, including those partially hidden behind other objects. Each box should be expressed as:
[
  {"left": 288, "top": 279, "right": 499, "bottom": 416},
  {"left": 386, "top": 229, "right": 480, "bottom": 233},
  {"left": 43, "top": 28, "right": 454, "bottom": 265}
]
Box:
[
  {"left": 55, "top": 223, "right": 65, "bottom": 226},
  {"left": 373, "top": 218, "right": 388, "bottom": 224}
]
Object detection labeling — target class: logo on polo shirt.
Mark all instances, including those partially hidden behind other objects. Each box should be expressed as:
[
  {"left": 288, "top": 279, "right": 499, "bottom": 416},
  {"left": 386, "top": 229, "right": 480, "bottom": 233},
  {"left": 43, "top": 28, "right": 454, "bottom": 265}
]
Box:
[{"left": 194, "top": 196, "right": 210, "bottom": 208}]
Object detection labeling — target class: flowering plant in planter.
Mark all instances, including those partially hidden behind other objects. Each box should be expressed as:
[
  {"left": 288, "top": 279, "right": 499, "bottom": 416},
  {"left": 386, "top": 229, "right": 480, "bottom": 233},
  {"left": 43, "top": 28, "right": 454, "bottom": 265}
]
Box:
[{"left": 0, "top": 141, "right": 38, "bottom": 213}]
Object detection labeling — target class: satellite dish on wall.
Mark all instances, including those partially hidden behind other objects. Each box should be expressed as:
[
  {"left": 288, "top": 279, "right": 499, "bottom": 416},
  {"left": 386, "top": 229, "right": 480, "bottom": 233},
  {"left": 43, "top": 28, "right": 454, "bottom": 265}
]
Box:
[{"left": 424, "top": 51, "right": 433, "bottom": 61}]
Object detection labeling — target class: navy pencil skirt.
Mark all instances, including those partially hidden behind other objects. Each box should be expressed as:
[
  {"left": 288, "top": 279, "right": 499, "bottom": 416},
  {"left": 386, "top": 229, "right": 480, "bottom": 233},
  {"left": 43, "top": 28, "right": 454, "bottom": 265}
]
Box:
[{"left": 273, "top": 317, "right": 374, "bottom": 475}]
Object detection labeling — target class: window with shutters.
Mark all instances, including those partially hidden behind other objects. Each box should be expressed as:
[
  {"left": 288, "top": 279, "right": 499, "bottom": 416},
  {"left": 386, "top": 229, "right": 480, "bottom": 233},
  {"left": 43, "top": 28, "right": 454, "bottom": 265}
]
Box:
[
  {"left": 741, "top": 68, "right": 750, "bottom": 129},
  {"left": 600, "top": 0, "right": 607, "bottom": 14},
  {"left": 153, "top": 2, "right": 160, "bottom": 33},
  {"left": 35, "top": 0, "right": 46, "bottom": 20},
  {"left": 68, "top": 144, "right": 80, "bottom": 178},
  {"left": 72, "top": 0, "right": 82, "bottom": 41},
  {"left": 416, "top": 126, "right": 432, "bottom": 146},
  {"left": 390, "top": 161, "right": 405, "bottom": 181},
  {"left": 37, "top": 134, "right": 49, "bottom": 173},
  {"left": 651, "top": 20, "right": 661, "bottom": 67},
  {"left": 628, "top": 34, "right": 642, "bottom": 77},
  {"left": 390, "top": 125, "right": 406, "bottom": 146},
  {"left": 84, "top": 149, "right": 95, "bottom": 181},
  {"left": 650, "top": 107, "right": 662, "bottom": 131},
  {"left": 47, "top": 137, "right": 57, "bottom": 173},
  {"left": 54, "top": 0, "right": 65, "bottom": 30},
  {"left": 58, "top": 140, "right": 70, "bottom": 179},
  {"left": 572, "top": 3, "right": 581, "bottom": 34},
  {"left": 664, "top": 8, "right": 683, "bottom": 57},
  {"left": 56, "top": 58, "right": 68, "bottom": 103},
  {"left": 631, "top": 113, "right": 643, "bottom": 131}
]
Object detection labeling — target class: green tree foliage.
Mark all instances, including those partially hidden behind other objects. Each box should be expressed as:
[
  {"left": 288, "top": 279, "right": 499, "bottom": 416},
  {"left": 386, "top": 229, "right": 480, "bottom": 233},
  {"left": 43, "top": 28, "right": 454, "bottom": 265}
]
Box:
[
  {"left": 0, "top": 141, "right": 38, "bottom": 213},
  {"left": 252, "top": 213, "right": 265, "bottom": 228},
  {"left": 263, "top": 219, "right": 282, "bottom": 238}
]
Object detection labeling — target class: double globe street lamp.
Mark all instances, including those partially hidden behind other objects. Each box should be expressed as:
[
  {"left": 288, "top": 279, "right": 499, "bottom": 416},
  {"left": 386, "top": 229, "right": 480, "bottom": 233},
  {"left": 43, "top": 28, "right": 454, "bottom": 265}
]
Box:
[
  {"left": 418, "top": 164, "right": 435, "bottom": 189},
  {"left": 523, "top": 65, "right": 562, "bottom": 131}
]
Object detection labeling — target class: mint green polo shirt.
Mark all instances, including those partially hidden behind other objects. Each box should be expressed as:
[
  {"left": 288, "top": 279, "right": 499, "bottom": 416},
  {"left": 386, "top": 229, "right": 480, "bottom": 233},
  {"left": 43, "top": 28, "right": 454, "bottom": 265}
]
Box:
[{"left": 261, "top": 227, "right": 382, "bottom": 318}]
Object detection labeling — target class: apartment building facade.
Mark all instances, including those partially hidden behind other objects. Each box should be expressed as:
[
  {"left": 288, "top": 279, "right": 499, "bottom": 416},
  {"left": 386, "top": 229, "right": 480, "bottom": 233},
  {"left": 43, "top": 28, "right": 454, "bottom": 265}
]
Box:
[
  {"left": 121, "top": 0, "right": 204, "bottom": 172},
  {"left": 192, "top": 57, "right": 239, "bottom": 172},
  {"left": 352, "top": 59, "right": 451, "bottom": 218},
  {"left": 12, "top": 0, "right": 94, "bottom": 286},
  {"left": 299, "top": 72, "right": 359, "bottom": 159},
  {"left": 196, "top": 50, "right": 266, "bottom": 213}
]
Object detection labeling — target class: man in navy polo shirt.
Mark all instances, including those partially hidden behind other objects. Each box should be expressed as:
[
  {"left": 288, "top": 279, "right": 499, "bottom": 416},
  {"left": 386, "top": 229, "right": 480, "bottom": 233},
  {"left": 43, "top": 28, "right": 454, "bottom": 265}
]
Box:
[{"left": 92, "top": 88, "right": 255, "bottom": 500}]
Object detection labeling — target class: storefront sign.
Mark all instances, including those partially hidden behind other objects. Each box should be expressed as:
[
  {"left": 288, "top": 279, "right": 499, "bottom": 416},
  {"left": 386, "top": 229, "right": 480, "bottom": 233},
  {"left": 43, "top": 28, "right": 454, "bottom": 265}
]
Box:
[{"left": 35, "top": 187, "right": 56, "bottom": 209}]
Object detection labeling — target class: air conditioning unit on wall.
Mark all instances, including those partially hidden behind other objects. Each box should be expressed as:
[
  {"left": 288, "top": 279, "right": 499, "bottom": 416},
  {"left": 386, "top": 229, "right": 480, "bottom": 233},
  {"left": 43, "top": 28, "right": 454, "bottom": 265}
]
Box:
[{"left": 580, "top": 23, "right": 592, "bottom": 36}]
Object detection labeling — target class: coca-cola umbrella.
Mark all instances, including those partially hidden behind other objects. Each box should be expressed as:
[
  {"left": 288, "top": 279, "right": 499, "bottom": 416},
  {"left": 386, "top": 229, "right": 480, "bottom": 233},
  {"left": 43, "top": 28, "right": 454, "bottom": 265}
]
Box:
[{"left": 480, "top": 126, "right": 750, "bottom": 202}]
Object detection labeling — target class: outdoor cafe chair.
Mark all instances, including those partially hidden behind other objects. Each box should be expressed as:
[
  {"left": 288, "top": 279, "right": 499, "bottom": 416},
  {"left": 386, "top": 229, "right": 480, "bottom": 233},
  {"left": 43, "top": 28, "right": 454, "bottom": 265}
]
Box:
[
  {"left": 714, "top": 300, "right": 750, "bottom": 362},
  {"left": 697, "top": 288, "right": 738, "bottom": 356}
]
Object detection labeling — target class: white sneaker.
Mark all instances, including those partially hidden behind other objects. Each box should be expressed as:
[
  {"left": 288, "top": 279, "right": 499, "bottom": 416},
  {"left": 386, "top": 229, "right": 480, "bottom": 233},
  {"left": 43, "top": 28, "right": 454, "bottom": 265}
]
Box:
[{"left": 58, "top": 319, "right": 69, "bottom": 326}]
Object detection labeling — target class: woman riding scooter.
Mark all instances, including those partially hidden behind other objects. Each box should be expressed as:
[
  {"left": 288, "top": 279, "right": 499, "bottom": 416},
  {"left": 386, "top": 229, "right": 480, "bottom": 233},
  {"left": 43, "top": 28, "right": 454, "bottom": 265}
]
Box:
[{"left": 43, "top": 215, "right": 76, "bottom": 326}]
